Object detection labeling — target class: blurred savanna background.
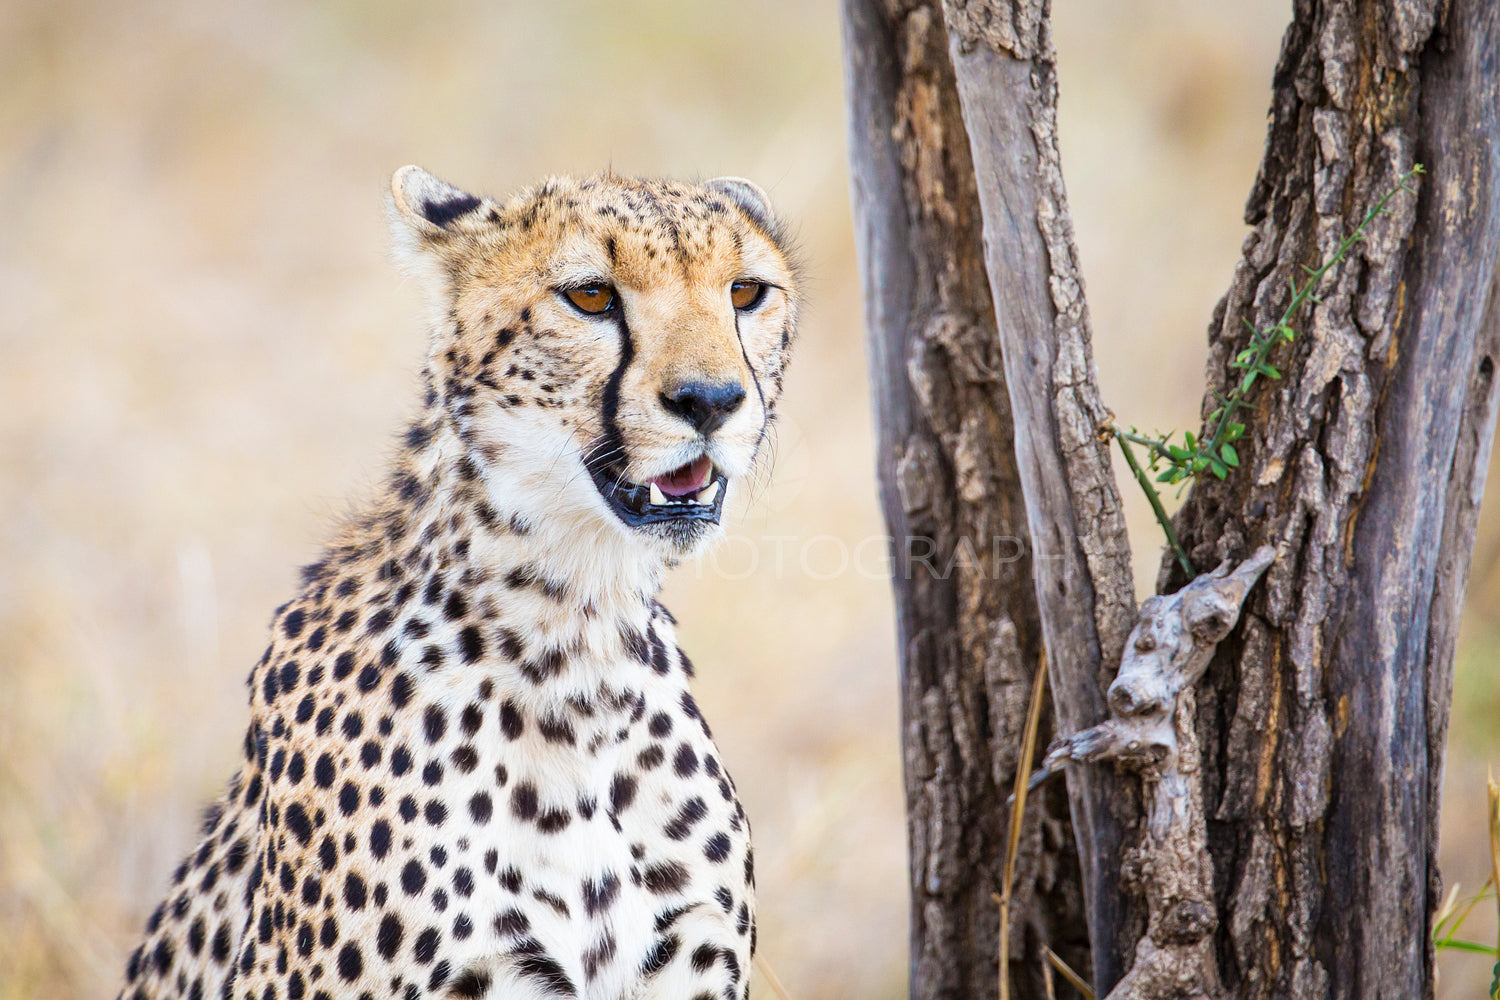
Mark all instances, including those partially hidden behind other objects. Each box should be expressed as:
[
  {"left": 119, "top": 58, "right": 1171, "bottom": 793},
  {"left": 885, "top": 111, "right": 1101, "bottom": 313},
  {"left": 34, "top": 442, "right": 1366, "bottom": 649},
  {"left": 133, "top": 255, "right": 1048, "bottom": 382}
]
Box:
[{"left": 2, "top": 1, "right": 1497, "bottom": 997}]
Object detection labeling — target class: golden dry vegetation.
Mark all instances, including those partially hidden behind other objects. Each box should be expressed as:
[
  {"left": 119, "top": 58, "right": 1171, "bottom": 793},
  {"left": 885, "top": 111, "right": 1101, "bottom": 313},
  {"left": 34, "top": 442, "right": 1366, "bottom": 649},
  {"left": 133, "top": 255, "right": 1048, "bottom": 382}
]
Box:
[{"left": 1, "top": 1, "right": 1496, "bottom": 997}]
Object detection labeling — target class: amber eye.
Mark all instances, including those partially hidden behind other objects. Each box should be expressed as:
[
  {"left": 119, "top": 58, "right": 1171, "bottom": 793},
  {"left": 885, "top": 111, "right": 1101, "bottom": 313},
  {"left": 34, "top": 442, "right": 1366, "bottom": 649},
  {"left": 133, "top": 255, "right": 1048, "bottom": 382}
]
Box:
[
  {"left": 565, "top": 285, "right": 616, "bottom": 314},
  {"left": 730, "top": 280, "right": 765, "bottom": 310}
]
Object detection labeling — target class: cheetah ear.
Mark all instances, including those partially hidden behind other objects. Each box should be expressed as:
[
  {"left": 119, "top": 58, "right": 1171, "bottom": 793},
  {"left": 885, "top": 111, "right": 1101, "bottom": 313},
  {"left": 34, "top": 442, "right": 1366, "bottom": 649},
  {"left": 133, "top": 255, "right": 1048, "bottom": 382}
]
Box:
[
  {"left": 389, "top": 165, "right": 491, "bottom": 236},
  {"left": 704, "top": 176, "right": 775, "bottom": 229}
]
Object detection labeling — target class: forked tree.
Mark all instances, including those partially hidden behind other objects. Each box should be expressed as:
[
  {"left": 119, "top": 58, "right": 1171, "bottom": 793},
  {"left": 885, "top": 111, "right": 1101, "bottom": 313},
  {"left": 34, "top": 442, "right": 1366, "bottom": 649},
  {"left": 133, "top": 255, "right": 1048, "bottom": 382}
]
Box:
[{"left": 842, "top": 1, "right": 1500, "bottom": 998}]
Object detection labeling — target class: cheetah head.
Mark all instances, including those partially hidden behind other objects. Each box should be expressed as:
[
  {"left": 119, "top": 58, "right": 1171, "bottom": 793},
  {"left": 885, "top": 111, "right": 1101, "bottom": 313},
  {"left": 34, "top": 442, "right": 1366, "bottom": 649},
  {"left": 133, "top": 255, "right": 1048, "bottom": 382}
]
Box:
[{"left": 390, "top": 167, "right": 799, "bottom": 561}]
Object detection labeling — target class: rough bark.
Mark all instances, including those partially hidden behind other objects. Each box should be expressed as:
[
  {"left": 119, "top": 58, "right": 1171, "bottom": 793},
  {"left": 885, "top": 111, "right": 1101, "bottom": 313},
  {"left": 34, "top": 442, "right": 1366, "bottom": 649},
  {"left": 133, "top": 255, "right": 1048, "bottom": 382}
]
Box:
[
  {"left": 1045, "top": 547, "right": 1276, "bottom": 1000},
  {"left": 848, "top": 0, "right": 1498, "bottom": 996},
  {"left": 1161, "top": 2, "right": 1500, "bottom": 999},
  {"left": 938, "top": 1, "right": 1143, "bottom": 987},
  {"left": 843, "top": 1, "right": 1090, "bottom": 996}
]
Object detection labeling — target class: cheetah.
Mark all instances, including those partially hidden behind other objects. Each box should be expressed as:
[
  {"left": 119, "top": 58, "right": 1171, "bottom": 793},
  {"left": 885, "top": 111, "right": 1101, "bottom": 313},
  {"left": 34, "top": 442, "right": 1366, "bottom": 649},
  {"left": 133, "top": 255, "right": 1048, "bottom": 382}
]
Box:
[{"left": 116, "top": 165, "right": 799, "bottom": 1000}]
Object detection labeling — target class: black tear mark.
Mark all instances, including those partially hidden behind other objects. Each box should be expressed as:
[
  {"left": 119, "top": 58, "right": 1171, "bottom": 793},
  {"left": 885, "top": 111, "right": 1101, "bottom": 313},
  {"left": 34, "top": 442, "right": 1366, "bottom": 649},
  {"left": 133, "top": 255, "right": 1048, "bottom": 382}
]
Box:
[
  {"left": 422, "top": 194, "right": 481, "bottom": 227},
  {"left": 593, "top": 309, "right": 636, "bottom": 479}
]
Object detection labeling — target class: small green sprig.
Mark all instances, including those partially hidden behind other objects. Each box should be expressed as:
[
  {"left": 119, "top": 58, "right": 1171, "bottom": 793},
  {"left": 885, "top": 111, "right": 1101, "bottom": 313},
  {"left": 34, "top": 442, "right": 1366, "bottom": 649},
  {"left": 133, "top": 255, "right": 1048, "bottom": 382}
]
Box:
[{"left": 1109, "top": 164, "right": 1425, "bottom": 576}]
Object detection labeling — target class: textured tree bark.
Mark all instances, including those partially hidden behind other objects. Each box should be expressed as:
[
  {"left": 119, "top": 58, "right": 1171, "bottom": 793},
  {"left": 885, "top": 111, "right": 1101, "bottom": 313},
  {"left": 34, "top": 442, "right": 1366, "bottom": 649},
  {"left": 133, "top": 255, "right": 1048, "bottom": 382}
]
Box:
[
  {"left": 1162, "top": 2, "right": 1500, "bottom": 999},
  {"left": 847, "top": 0, "right": 1499, "bottom": 996},
  {"left": 842, "top": 1, "right": 1090, "bottom": 996},
  {"left": 936, "top": 2, "right": 1144, "bottom": 988}
]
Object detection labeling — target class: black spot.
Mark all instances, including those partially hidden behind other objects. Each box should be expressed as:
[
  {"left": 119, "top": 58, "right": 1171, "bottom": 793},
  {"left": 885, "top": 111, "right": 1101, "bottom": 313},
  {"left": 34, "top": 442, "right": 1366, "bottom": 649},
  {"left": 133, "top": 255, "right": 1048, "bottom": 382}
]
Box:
[
  {"left": 496, "top": 628, "right": 524, "bottom": 659},
  {"left": 538, "top": 715, "right": 575, "bottom": 745},
  {"left": 330, "top": 941, "right": 361, "bottom": 984},
  {"left": 333, "top": 652, "right": 356, "bottom": 680},
  {"left": 648, "top": 629, "right": 670, "bottom": 674},
  {"left": 401, "top": 860, "right": 427, "bottom": 896},
  {"left": 664, "top": 797, "right": 708, "bottom": 840},
  {"left": 494, "top": 908, "right": 530, "bottom": 936},
  {"left": 637, "top": 745, "right": 665, "bottom": 769},
  {"left": 357, "top": 665, "right": 381, "bottom": 692},
  {"left": 673, "top": 744, "right": 699, "bottom": 777},
  {"left": 648, "top": 712, "right": 673, "bottom": 738},
  {"left": 391, "top": 746, "right": 413, "bottom": 776},
  {"left": 643, "top": 861, "right": 688, "bottom": 894},
  {"left": 610, "top": 774, "right": 637, "bottom": 813},
  {"left": 691, "top": 944, "right": 720, "bottom": 973},
  {"left": 443, "top": 591, "right": 468, "bottom": 621},
  {"left": 391, "top": 673, "right": 414, "bottom": 708},
  {"left": 511, "top": 783, "right": 539, "bottom": 820},
  {"left": 423, "top": 761, "right": 443, "bottom": 786},
  {"left": 497, "top": 865, "right": 522, "bottom": 891},
  {"left": 425, "top": 799, "right": 448, "bottom": 825},
  {"left": 339, "top": 782, "right": 360, "bottom": 815},
  {"left": 458, "top": 626, "right": 483, "bottom": 663},
  {"left": 282, "top": 609, "right": 305, "bottom": 638},
  {"left": 370, "top": 820, "right": 392, "bottom": 859},
  {"left": 413, "top": 927, "right": 440, "bottom": 964},
  {"left": 424, "top": 705, "right": 447, "bottom": 743},
  {"left": 537, "top": 809, "right": 572, "bottom": 833},
  {"left": 514, "top": 953, "right": 576, "bottom": 998},
  {"left": 469, "top": 792, "right": 493, "bottom": 823},
  {"left": 449, "top": 967, "right": 491, "bottom": 998},
  {"left": 453, "top": 867, "right": 475, "bottom": 897},
  {"left": 284, "top": 803, "right": 313, "bottom": 845},
  {"left": 452, "top": 745, "right": 478, "bottom": 772},
  {"left": 499, "top": 701, "right": 524, "bottom": 739},
  {"left": 376, "top": 914, "right": 404, "bottom": 960},
  {"left": 640, "top": 934, "right": 679, "bottom": 976},
  {"left": 422, "top": 193, "right": 481, "bottom": 227},
  {"left": 582, "top": 873, "right": 620, "bottom": 915},
  {"left": 343, "top": 873, "right": 367, "bottom": 909},
  {"left": 704, "top": 832, "right": 732, "bottom": 863}
]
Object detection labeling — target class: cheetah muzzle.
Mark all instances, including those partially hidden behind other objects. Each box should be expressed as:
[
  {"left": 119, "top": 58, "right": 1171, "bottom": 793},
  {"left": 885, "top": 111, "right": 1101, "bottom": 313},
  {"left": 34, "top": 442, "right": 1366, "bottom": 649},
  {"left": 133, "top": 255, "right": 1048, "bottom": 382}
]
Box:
[{"left": 115, "top": 166, "right": 799, "bottom": 1000}]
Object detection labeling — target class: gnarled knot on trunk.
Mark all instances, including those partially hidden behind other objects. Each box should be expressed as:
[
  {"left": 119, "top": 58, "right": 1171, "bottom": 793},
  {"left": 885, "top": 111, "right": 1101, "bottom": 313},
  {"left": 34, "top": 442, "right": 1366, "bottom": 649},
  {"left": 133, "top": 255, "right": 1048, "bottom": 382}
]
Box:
[
  {"left": 1031, "top": 545, "right": 1274, "bottom": 1000},
  {"left": 1040, "top": 544, "right": 1275, "bottom": 778}
]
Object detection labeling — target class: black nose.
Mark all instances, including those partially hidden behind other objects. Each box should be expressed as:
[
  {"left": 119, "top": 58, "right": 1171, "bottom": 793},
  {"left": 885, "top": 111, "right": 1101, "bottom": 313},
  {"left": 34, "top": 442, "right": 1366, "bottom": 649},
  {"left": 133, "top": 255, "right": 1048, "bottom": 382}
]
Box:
[{"left": 660, "top": 380, "right": 746, "bottom": 435}]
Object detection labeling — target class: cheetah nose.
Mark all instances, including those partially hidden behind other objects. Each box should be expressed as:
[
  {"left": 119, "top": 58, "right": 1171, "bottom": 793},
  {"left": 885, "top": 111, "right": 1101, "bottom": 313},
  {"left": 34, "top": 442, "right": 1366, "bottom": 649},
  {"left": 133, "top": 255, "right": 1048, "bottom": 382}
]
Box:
[{"left": 660, "top": 380, "right": 746, "bottom": 436}]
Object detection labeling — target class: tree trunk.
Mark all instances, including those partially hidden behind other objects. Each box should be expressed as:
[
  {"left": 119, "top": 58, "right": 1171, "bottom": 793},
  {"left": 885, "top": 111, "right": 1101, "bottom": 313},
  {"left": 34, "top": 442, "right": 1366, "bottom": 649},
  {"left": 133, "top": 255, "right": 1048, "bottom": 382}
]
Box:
[
  {"left": 1165, "top": 2, "right": 1500, "bottom": 998},
  {"left": 845, "top": 0, "right": 1500, "bottom": 997},
  {"left": 842, "top": 1, "right": 1090, "bottom": 996}
]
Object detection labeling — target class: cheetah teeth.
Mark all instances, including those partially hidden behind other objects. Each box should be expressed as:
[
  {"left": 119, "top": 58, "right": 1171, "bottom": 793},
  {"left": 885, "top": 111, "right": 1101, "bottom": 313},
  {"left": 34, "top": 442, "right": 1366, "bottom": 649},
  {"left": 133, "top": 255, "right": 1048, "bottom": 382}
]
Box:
[{"left": 648, "top": 479, "right": 721, "bottom": 507}]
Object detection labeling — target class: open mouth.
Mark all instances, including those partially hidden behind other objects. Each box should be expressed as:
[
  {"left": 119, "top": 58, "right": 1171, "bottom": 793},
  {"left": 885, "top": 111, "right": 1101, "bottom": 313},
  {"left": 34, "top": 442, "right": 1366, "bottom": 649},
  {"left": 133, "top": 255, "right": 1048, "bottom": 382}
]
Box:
[{"left": 587, "top": 453, "right": 728, "bottom": 528}]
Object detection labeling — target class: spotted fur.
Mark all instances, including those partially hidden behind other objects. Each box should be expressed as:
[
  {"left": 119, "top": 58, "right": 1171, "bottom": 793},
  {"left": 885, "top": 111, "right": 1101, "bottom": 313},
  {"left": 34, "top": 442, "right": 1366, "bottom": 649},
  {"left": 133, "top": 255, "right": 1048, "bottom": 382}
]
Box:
[{"left": 115, "top": 166, "right": 799, "bottom": 1000}]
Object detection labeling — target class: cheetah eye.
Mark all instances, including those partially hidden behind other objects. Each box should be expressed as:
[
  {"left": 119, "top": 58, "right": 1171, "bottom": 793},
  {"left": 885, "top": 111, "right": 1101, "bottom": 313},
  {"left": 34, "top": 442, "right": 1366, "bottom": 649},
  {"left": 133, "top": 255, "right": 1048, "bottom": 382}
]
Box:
[
  {"left": 730, "top": 280, "right": 765, "bottom": 311},
  {"left": 563, "top": 284, "right": 616, "bottom": 315}
]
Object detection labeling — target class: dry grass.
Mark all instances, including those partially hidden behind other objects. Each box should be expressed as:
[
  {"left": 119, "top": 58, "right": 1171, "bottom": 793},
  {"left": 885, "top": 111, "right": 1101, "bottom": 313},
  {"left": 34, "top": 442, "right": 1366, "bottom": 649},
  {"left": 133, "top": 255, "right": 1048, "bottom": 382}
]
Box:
[{"left": 1, "top": 2, "right": 1495, "bottom": 998}]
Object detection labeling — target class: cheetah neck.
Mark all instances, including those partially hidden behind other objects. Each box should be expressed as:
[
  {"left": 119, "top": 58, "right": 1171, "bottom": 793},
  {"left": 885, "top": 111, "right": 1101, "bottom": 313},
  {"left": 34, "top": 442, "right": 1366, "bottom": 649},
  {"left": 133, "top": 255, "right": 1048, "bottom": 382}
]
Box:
[{"left": 312, "top": 416, "right": 668, "bottom": 642}]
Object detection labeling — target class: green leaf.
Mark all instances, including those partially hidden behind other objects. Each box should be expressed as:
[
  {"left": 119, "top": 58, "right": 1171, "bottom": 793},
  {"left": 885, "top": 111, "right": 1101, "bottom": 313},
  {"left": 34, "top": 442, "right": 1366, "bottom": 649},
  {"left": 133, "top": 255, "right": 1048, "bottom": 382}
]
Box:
[
  {"left": 1221, "top": 443, "right": 1239, "bottom": 467},
  {"left": 1190, "top": 456, "right": 1208, "bottom": 473},
  {"left": 1209, "top": 459, "right": 1228, "bottom": 479},
  {"left": 1226, "top": 423, "right": 1245, "bottom": 442},
  {"left": 1184, "top": 431, "right": 1197, "bottom": 450},
  {"left": 1431, "top": 939, "right": 1499, "bottom": 955},
  {"left": 1156, "top": 469, "right": 1176, "bottom": 483},
  {"left": 1167, "top": 445, "right": 1192, "bottom": 462}
]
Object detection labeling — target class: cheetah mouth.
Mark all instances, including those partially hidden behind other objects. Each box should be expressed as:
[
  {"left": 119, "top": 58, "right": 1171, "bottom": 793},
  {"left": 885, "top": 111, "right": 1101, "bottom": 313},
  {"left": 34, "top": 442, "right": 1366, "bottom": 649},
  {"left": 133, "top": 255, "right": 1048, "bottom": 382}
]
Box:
[{"left": 587, "top": 454, "right": 728, "bottom": 528}]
